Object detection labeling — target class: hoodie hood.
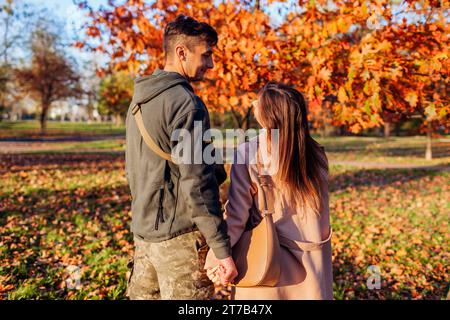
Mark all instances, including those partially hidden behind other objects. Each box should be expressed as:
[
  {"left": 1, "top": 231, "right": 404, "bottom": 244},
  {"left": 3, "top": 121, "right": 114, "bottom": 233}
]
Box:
[{"left": 132, "top": 68, "right": 193, "bottom": 105}]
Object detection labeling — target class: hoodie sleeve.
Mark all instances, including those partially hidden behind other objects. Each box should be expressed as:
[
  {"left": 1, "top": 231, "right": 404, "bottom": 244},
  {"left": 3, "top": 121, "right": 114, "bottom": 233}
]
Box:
[{"left": 168, "top": 101, "right": 231, "bottom": 260}]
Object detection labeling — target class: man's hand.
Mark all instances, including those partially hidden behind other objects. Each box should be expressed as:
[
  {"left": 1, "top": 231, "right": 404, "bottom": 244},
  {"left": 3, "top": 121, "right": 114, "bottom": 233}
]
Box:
[{"left": 218, "top": 256, "right": 238, "bottom": 286}]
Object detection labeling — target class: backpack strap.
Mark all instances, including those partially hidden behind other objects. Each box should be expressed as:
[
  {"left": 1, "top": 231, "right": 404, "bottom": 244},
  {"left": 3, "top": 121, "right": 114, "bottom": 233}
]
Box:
[{"left": 132, "top": 103, "right": 173, "bottom": 163}]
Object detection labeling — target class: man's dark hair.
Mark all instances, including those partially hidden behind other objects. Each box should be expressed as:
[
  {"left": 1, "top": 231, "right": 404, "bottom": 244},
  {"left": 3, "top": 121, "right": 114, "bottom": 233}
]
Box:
[{"left": 163, "top": 15, "right": 218, "bottom": 59}]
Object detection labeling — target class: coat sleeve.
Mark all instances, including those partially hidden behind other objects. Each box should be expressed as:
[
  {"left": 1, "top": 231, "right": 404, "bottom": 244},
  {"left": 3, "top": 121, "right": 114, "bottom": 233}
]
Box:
[
  {"left": 169, "top": 105, "right": 231, "bottom": 260},
  {"left": 204, "top": 148, "right": 256, "bottom": 269},
  {"left": 223, "top": 150, "right": 255, "bottom": 248}
]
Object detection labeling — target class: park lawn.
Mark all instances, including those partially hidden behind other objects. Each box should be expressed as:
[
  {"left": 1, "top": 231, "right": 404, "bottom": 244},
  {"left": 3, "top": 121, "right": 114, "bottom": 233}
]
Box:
[
  {"left": 55, "top": 139, "right": 125, "bottom": 152},
  {"left": 328, "top": 165, "right": 449, "bottom": 299},
  {"left": 30, "top": 139, "right": 125, "bottom": 154},
  {"left": 2, "top": 133, "right": 448, "bottom": 168},
  {"left": 1, "top": 122, "right": 449, "bottom": 166},
  {"left": 315, "top": 136, "right": 450, "bottom": 166},
  {"left": 0, "top": 121, "right": 125, "bottom": 138},
  {"left": 0, "top": 139, "right": 126, "bottom": 154},
  {"left": 212, "top": 134, "right": 450, "bottom": 166},
  {"left": 0, "top": 152, "right": 448, "bottom": 300}
]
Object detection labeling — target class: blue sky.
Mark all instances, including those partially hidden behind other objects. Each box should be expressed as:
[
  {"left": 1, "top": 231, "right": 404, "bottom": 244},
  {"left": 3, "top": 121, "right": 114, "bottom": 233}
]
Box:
[{"left": 25, "top": 0, "right": 107, "bottom": 40}]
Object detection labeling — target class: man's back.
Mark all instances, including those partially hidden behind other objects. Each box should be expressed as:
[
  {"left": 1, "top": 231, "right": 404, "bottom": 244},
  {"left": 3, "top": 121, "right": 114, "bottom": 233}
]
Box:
[
  {"left": 125, "top": 68, "right": 230, "bottom": 259},
  {"left": 125, "top": 15, "right": 237, "bottom": 300}
]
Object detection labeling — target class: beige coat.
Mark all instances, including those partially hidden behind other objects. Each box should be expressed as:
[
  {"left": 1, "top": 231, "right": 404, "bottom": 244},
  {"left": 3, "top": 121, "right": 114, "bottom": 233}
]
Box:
[{"left": 205, "top": 133, "right": 333, "bottom": 300}]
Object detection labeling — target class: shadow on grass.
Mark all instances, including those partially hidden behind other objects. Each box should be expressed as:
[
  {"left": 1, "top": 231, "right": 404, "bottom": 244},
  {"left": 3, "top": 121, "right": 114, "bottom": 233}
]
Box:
[{"left": 329, "top": 167, "right": 445, "bottom": 192}]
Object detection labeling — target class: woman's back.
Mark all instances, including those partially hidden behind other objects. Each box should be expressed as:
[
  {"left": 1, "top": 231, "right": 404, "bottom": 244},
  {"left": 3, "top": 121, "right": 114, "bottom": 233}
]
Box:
[
  {"left": 222, "top": 133, "right": 333, "bottom": 299},
  {"left": 205, "top": 82, "right": 334, "bottom": 299}
]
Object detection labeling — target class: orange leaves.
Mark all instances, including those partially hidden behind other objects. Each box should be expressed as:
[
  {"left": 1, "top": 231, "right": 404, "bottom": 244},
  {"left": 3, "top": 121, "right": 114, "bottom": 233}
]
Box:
[
  {"left": 115, "top": 6, "right": 128, "bottom": 17},
  {"left": 338, "top": 87, "right": 349, "bottom": 104},
  {"left": 86, "top": 26, "right": 100, "bottom": 38},
  {"left": 135, "top": 16, "right": 152, "bottom": 34},
  {"left": 80, "top": 0, "right": 282, "bottom": 119},
  {"left": 405, "top": 92, "right": 419, "bottom": 108},
  {"left": 134, "top": 37, "right": 145, "bottom": 53},
  {"left": 76, "top": 0, "right": 450, "bottom": 130},
  {"left": 74, "top": 41, "right": 85, "bottom": 49},
  {"left": 229, "top": 96, "right": 239, "bottom": 107},
  {"left": 318, "top": 67, "right": 332, "bottom": 82}
]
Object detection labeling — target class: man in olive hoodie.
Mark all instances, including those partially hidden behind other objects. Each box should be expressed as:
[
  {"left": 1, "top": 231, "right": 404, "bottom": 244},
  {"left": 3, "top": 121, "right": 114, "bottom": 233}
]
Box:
[{"left": 125, "top": 15, "right": 237, "bottom": 299}]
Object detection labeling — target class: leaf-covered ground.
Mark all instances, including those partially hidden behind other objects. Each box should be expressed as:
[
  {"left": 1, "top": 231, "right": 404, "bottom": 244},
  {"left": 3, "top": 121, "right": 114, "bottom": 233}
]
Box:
[{"left": 0, "top": 152, "right": 448, "bottom": 300}]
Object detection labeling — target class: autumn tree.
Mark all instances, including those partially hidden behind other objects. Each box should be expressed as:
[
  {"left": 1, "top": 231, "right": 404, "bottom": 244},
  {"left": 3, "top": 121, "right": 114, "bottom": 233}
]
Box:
[
  {"left": 77, "top": 0, "right": 449, "bottom": 150},
  {"left": 0, "top": 1, "right": 14, "bottom": 118},
  {"left": 1, "top": 1, "right": 49, "bottom": 120},
  {"left": 97, "top": 71, "right": 134, "bottom": 125},
  {"left": 274, "top": 0, "right": 448, "bottom": 141},
  {"left": 76, "top": 0, "right": 282, "bottom": 129},
  {"left": 15, "top": 27, "right": 81, "bottom": 133}
]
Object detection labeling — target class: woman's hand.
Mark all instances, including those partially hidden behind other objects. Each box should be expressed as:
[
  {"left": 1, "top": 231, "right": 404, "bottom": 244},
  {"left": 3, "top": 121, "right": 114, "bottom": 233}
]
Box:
[{"left": 206, "top": 266, "right": 221, "bottom": 286}]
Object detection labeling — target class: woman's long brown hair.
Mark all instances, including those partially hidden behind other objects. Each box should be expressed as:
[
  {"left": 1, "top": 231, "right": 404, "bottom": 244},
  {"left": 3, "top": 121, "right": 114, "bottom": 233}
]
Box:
[{"left": 257, "top": 82, "right": 328, "bottom": 215}]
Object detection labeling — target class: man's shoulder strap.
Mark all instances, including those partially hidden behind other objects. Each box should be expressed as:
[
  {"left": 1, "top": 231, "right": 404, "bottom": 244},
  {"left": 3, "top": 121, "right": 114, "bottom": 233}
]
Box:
[{"left": 131, "top": 103, "right": 173, "bottom": 163}]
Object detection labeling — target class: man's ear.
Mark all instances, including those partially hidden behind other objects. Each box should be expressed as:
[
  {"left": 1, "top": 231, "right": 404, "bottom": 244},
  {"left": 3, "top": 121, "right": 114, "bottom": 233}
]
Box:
[{"left": 175, "top": 45, "right": 186, "bottom": 61}]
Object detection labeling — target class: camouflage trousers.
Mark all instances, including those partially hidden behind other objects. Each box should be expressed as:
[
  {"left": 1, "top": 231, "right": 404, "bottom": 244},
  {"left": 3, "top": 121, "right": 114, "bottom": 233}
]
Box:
[{"left": 126, "top": 230, "right": 214, "bottom": 300}]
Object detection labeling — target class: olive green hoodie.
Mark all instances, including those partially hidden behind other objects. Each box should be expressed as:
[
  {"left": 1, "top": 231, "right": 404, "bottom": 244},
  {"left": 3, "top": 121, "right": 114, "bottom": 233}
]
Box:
[{"left": 125, "top": 68, "right": 231, "bottom": 259}]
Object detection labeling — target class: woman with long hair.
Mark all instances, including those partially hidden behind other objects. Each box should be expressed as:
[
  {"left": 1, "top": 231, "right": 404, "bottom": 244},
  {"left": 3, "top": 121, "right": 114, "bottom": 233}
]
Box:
[{"left": 205, "top": 82, "right": 333, "bottom": 299}]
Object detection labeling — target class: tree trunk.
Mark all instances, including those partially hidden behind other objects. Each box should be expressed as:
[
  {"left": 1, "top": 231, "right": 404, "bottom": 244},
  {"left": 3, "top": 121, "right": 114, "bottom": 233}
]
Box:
[
  {"left": 320, "top": 122, "right": 334, "bottom": 137},
  {"left": 395, "top": 121, "right": 401, "bottom": 136},
  {"left": 243, "top": 107, "right": 253, "bottom": 131},
  {"left": 255, "top": 0, "right": 261, "bottom": 11},
  {"left": 425, "top": 121, "right": 432, "bottom": 161},
  {"left": 384, "top": 121, "right": 391, "bottom": 138},
  {"left": 230, "top": 109, "right": 243, "bottom": 129},
  {"left": 114, "top": 114, "right": 124, "bottom": 126},
  {"left": 40, "top": 105, "right": 49, "bottom": 134}
]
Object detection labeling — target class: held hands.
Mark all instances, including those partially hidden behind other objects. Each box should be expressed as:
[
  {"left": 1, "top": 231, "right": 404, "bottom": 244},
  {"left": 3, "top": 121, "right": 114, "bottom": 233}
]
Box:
[
  {"left": 207, "top": 256, "right": 238, "bottom": 286},
  {"left": 206, "top": 266, "right": 221, "bottom": 286}
]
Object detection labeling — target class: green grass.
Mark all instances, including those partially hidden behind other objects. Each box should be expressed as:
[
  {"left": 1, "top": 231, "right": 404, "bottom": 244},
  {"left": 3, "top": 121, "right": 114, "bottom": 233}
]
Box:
[
  {"left": 62, "top": 140, "right": 125, "bottom": 151},
  {"left": 0, "top": 120, "right": 125, "bottom": 137},
  {"left": 23, "top": 139, "right": 126, "bottom": 154}
]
